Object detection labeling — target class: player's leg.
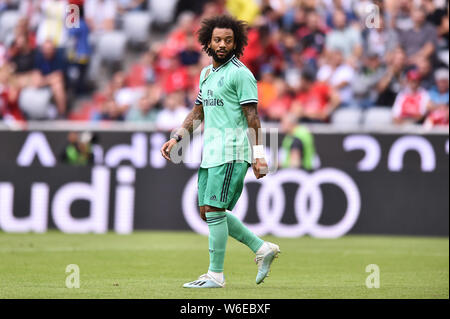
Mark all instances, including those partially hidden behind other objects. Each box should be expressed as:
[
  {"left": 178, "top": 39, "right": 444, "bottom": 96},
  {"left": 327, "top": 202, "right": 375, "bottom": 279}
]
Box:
[
  {"left": 225, "top": 161, "right": 264, "bottom": 252},
  {"left": 225, "top": 161, "right": 280, "bottom": 284},
  {"left": 183, "top": 166, "right": 228, "bottom": 288},
  {"left": 204, "top": 204, "right": 228, "bottom": 283}
]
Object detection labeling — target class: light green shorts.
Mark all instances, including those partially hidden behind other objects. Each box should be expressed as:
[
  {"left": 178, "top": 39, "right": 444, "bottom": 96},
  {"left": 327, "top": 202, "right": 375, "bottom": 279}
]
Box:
[{"left": 198, "top": 160, "right": 251, "bottom": 211}]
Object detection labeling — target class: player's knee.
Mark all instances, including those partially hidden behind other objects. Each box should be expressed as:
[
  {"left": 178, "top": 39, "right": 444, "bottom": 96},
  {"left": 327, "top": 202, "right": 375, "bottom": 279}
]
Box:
[
  {"left": 199, "top": 206, "right": 206, "bottom": 221},
  {"left": 204, "top": 205, "right": 223, "bottom": 212},
  {"left": 200, "top": 205, "right": 222, "bottom": 221}
]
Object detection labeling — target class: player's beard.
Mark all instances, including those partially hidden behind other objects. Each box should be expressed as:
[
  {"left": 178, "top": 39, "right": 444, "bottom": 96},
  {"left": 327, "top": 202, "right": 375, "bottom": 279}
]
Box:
[{"left": 210, "top": 49, "right": 234, "bottom": 64}]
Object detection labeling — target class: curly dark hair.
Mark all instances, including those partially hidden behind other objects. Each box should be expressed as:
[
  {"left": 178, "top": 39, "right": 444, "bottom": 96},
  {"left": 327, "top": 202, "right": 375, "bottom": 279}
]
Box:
[{"left": 197, "top": 15, "right": 249, "bottom": 58}]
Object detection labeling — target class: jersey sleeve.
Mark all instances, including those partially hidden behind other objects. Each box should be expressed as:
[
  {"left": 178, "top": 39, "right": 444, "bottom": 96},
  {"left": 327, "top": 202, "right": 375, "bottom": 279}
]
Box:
[
  {"left": 195, "top": 68, "right": 207, "bottom": 105},
  {"left": 195, "top": 90, "right": 203, "bottom": 105},
  {"left": 234, "top": 68, "right": 258, "bottom": 106}
]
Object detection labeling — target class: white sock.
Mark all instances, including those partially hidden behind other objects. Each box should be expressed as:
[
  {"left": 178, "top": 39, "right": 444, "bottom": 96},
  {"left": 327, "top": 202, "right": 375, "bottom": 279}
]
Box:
[
  {"left": 256, "top": 242, "right": 269, "bottom": 255},
  {"left": 207, "top": 270, "right": 224, "bottom": 283}
]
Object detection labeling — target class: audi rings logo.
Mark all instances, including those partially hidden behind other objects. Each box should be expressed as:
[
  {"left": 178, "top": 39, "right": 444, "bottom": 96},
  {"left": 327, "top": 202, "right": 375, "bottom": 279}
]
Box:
[{"left": 182, "top": 168, "right": 361, "bottom": 238}]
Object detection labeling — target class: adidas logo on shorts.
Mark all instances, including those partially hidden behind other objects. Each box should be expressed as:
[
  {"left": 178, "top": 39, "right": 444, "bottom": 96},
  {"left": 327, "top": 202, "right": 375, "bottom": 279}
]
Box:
[{"left": 210, "top": 195, "right": 217, "bottom": 201}]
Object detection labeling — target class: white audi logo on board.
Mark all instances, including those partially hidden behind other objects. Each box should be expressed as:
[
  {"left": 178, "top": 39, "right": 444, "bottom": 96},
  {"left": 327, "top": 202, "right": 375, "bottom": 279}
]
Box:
[{"left": 182, "top": 168, "right": 361, "bottom": 238}]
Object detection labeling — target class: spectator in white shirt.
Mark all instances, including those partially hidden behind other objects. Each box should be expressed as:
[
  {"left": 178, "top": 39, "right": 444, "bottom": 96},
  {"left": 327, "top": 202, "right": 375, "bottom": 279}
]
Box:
[
  {"left": 156, "top": 91, "right": 190, "bottom": 131},
  {"left": 36, "top": 0, "right": 68, "bottom": 48},
  {"left": 317, "top": 49, "right": 355, "bottom": 106},
  {"left": 85, "top": 0, "right": 117, "bottom": 33}
]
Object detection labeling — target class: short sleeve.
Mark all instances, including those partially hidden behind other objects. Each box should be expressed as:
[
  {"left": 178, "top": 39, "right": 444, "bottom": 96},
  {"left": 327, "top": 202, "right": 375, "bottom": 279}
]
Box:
[
  {"left": 234, "top": 68, "right": 258, "bottom": 105},
  {"left": 195, "top": 68, "right": 207, "bottom": 105},
  {"left": 195, "top": 90, "right": 203, "bottom": 105}
]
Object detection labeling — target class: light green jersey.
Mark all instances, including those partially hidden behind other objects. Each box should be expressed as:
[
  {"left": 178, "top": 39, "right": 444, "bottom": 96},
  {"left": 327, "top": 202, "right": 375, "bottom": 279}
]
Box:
[{"left": 195, "top": 55, "right": 258, "bottom": 168}]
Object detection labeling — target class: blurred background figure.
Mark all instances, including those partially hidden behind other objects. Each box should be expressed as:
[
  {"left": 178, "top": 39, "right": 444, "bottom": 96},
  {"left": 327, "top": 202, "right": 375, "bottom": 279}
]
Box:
[
  {"left": 424, "top": 67, "right": 449, "bottom": 127},
  {"left": 352, "top": 51, "right": 385, "bottom": 109},
  {"left": 85, "top": 0, "right": 116, "bottom": 33},
  {"left": 280, "top": 112, "right": 317, "bottom": 171},
  {"left": 117, "top": 0, "right": 145, "bottom": 14},
  {"left": 34, "top": 39, "right": 67, "bottom": 115},
  {"left": 392, "top": 69, "right": 430, "bottom": 125},
  {"left": 156, "top": 90, "right": 189, "bottom": 131},
  {"left": 364, "top": 15, "right": 399, "bottom": 64},
  {"left": 66, "top": 2, "right": 92, "bottom": 95},
  {"left": 317, "top": 49, "right": 354, "bottom": 107},
  {"left": 376, "top": 47, "right": 408, "bottom": 107},
  {"left": 292, "top": 69, "right": 340, "bottom": 123},
  {"left": 36, "top": 0, "right": 68, "bottom": 48},
  {"left": 324, "top": 9, "right": 363, "bottom": 67},
  {"left": 60, "top": 131, "right": 95, "bottom": 165},
  {"left": 398, "top": 4, "right": 438, "bottom": 66},
  {"left": 125, "top": 84, "right": 161, "bottom": 123}
]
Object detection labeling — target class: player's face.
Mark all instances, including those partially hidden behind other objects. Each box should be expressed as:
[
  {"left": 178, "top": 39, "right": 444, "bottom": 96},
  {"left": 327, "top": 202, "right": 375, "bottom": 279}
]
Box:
[{"left": 209, "top": 28, "right": 236, "bottom": 62}]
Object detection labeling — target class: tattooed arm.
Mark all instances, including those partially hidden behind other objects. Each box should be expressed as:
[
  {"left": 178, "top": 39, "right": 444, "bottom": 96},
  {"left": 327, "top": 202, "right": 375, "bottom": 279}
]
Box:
[
  {"left": 242, "top": 103, "right": 268, "bottom": 179},
  {"left": 160, "top": 104, "right": 204, "bottom": 162},
  {"left": 176, "top": 104, "right": 204, "bottom": 136}
]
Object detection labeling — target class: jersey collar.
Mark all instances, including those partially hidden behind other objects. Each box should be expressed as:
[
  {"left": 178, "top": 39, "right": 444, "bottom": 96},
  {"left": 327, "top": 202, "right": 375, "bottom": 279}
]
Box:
[{"left": 212, "top": 54, "right": 236, "bottom": 72}]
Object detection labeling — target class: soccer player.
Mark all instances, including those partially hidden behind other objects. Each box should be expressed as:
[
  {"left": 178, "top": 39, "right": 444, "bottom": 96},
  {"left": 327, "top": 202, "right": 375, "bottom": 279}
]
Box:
[{"left": 160, "top": 15, "right": 280, "bottom": 288}]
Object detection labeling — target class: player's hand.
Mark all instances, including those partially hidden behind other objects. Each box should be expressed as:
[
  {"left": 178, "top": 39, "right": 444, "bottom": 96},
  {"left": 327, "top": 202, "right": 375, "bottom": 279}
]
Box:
[
  {"left": 252, "top": 158, "right": 268, "bottom": 179},
  {"left": 160, "top": 138, "right": 178, "bottom": 162}
]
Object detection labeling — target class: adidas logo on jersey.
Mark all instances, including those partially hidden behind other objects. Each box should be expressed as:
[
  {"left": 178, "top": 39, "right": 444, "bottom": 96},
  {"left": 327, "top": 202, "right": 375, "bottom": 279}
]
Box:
[{"left": 210, "top": 195, "right": 217, "bottom": 201}]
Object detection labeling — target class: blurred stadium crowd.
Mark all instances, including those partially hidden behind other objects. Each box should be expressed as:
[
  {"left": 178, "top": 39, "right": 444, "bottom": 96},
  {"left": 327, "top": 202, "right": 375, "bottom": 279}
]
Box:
[{"left": 0, "top": 0, "right": 448, "bottom": 129}]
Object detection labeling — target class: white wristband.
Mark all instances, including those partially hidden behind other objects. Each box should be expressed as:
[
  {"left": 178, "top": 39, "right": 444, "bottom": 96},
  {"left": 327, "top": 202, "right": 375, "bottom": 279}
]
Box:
[{"left": 253, "top": 145, "right": 265, "bottom": 159}]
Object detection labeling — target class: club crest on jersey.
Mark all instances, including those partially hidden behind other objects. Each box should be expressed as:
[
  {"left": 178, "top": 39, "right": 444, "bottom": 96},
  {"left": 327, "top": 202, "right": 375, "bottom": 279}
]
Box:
[{"left": 218, "top": 76, "right": 224, "bottom": 87}]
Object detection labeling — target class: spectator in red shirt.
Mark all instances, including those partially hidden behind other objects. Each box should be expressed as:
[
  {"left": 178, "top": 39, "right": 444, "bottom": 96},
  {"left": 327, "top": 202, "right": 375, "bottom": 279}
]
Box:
[
  {"left": 162, "top": 55, "right": 190, "bottom": 94},
  {"left": 424, "top": 68, "right": 449, "bottom": 127},
  {"left": 164, "top": 12, "right": 196, "bottom": 57},
  {"left": 241, "top": 24, "right": 283, "bottom": 79},
  {"left": 0, "top": 64, "right": 24, "bottom": 122},
  {"left": 393, "top": 69, "right": 431, "bottom": 124},
  {"left": 264, "top": 78, "right": 294, "bottom": 121},
  {"left": 126, "top": 50, "right": 158, "bottom": 88},
  {"left": 291, "top": 70, "right": 340, "bottom": 123},
  {"left": 424, "top": 105, "right": 449, "bottom": 127}
]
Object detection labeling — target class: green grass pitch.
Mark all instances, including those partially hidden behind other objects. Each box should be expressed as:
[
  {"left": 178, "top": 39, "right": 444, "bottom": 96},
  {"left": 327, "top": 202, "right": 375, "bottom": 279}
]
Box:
[{"left": 0, "top": 231, "right": 448, "bottom": 299}]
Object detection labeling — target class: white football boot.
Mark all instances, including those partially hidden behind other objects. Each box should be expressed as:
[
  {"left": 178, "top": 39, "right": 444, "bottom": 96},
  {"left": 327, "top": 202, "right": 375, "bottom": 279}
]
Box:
[
  {"left": 255, "top": 242, "right": 281, "bottom": 284},
  {"left": 183, "top": 273, "right": 225, "bottom": 288}
]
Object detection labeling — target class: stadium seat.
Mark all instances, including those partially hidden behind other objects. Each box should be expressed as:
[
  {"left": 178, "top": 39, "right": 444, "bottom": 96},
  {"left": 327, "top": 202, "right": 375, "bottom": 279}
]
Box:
[
  {"left": 0, "top": 10, "right": 20, "bottom": 43},
  {"left": 97, "top": 31, "right": 128, "bottom": 63},
  {"left": 148, "top": 0, "right": 178, "bottom": 25},
  {"left": 123, "top": 12, "right": 152, "bottom": 45},
  {"left": 18, "top": 88, "right": 53, "bottom": 120},
  {"left": 363, "top": 107, "right": 393, "bottom": 127},
  {"left": 331, "top": 107, "right": 364, "bottom": 126}
]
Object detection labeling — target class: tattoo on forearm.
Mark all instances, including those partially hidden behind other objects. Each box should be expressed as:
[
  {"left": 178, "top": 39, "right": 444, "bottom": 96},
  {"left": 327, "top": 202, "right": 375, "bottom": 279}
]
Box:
[
  {"left": 178, "top": 105, "right": 204, "bottom": 136},
  {"left": 242, "top": 103, "right": 262, "bottom": 145}
]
